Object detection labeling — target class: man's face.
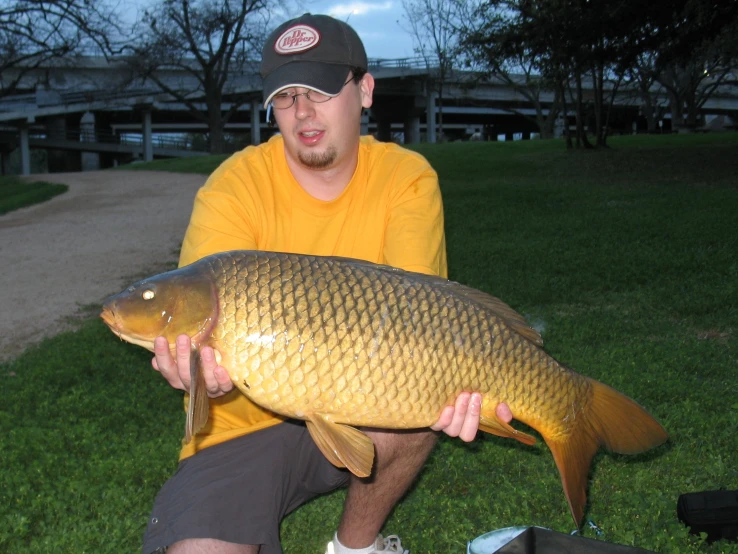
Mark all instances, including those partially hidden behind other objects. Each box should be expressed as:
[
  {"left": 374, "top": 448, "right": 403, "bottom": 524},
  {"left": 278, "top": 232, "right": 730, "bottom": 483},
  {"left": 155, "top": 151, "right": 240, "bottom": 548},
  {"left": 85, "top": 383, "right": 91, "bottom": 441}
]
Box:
[{"left": 273, "top": 72, "right": 375, "bottom": 172}]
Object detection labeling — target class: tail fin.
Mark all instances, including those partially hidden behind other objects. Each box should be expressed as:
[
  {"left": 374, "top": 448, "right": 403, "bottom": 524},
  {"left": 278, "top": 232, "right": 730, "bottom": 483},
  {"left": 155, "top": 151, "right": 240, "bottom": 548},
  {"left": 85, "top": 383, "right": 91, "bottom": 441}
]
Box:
[{"left": 545, "top": 378, "right": 668, "bottom": 526}]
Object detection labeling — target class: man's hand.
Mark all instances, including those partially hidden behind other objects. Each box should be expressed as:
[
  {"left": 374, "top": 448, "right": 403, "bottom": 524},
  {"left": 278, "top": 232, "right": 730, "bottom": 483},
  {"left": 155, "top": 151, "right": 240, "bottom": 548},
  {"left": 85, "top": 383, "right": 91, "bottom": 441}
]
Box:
[
  {"left": 151, "top": 334, "right": 233, "bottom": 397},
  {"left": 431, "top": 392, "right": 512, "bottom": 442}
]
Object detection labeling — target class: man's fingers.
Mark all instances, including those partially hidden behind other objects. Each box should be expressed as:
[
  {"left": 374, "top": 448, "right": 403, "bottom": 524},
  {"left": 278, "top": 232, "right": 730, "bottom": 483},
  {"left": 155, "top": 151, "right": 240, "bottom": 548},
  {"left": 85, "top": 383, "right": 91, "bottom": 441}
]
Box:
[
  {"left": 448, "top": 391, "right": 472, "bottom": 437},
  {"left": 431, "top": 392, "right": 471, "bottom": 435},
  {"left": 201, "top": 347, "right": 227, "bottom": 396},
  {"left": 213, "top": 366, "right": 234, "bottom": 391},
  {"left": 152, "top": 336, "right": 184, "bottom": 390},
  {"left": 200, "top": 346, "right": 217, "bottom": 393},
  {"left": 200, "top": 347, "right": 233, "bottom": 397},
  {"left": 496, "top": 402, "right": 513, "bottom": 423},
  {"left": 430, "top": 405, "right": 455, "bottom": 431},
  {"left": 458, "top": 392, "right": 482, "bottom": 442},
  {"left": 175, "top": 335, "right": 192, "bottom": 386}
]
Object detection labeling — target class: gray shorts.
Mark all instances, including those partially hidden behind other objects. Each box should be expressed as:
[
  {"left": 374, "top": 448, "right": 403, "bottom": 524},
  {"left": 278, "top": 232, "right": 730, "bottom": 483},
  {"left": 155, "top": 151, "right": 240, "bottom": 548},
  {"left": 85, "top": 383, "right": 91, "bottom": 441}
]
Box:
[{"left": 142, "top": 420, "right": 349, "bottom": 554}]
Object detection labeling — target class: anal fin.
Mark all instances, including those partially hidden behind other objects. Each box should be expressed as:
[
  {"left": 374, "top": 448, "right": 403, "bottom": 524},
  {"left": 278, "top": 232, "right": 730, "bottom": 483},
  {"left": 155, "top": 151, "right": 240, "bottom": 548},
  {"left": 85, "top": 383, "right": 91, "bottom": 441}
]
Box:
[
  {"left": 479, "top": 414, "right": 537, "bottom": 446},
  {"left": 185, "top": 350, "right": 209, "bottom": 444},
  {"left": 305, "top": 413, "right": 375, "bottom": 478}
]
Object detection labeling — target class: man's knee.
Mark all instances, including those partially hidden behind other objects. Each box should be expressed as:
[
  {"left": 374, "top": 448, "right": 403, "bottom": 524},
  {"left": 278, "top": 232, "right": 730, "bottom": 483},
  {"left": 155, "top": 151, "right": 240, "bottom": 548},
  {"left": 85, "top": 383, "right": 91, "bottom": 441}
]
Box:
[
  {"left": 366, "top": 429, "right": 438, "bottom": 466},
  {"left": 167, "top": 538, "right": 259, "bottom": 553}
]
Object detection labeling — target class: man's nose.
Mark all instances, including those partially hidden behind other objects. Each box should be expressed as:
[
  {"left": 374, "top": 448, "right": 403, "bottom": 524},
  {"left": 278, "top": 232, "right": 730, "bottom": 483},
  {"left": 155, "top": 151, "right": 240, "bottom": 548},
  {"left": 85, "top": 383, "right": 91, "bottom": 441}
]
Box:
[{"left": 293, "top": 94, "right": 315, "bottom": 119}]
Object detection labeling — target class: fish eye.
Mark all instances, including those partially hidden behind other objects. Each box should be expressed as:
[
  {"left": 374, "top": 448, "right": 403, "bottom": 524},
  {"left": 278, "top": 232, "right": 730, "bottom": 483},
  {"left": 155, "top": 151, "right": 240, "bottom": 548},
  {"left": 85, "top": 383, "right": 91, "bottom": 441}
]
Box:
[{"left": 142, "top": 289, "right": 156, "bottom": 301}]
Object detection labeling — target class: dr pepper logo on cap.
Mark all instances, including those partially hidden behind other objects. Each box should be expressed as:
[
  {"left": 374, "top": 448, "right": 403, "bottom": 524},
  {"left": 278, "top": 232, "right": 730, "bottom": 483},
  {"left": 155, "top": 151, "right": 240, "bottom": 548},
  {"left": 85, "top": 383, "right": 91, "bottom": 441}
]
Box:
[{"left": 274, "top": 24, "right": 320, "bottom": 55}]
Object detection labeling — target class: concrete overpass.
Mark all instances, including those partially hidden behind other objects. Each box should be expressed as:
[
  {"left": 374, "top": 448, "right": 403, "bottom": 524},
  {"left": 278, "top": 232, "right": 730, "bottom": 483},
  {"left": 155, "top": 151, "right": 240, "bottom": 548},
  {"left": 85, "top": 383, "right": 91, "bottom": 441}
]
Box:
[{"left": 1, "top": 56, "right": 737, "bottom": 174}]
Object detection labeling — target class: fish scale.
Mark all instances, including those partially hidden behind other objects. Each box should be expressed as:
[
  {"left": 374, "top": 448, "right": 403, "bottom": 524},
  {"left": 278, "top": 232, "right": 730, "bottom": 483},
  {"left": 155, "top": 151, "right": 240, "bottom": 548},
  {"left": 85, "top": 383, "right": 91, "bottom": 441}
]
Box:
[{"left": 101, "top": 249, "right": 668, "bottom": 526}]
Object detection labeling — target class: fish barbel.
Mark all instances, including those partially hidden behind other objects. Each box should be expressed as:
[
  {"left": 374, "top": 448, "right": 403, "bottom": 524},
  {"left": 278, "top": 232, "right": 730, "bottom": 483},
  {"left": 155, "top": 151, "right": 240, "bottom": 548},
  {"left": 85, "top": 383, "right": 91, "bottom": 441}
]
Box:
[{"left": 100, "top": 250, "right": 667, "bottom": 525}]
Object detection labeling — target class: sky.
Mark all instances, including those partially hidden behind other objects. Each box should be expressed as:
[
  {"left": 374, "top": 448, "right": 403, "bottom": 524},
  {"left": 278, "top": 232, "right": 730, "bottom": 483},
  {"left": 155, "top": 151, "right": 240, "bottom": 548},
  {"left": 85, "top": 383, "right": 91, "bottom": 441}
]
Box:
[
  {"left": 302, "top": 1, "right": 418, "bottom": 60},
  {"left": 125, "top": 0, "right": 419, "bottom": 61}
]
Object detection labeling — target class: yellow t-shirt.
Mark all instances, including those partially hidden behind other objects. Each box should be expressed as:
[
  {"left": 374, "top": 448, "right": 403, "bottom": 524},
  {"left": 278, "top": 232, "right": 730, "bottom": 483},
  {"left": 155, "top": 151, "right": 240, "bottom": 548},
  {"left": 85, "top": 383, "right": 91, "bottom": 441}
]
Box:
[{"left": 178, "top": 134, "right": 448, "bottom": 459}]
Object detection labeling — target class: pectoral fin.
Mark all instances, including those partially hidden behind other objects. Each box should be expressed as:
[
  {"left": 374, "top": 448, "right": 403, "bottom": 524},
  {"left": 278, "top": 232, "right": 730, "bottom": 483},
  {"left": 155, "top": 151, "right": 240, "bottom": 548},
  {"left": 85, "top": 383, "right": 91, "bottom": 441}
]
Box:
[
  {"left": 479, "top": 414, "right": 537, "bottom": 446},
  {"left": 185, "top": 350, "right": 209, "bottom": 444},
  {"left": 305, "top": 413, "right": 375, "bottom": 478}
]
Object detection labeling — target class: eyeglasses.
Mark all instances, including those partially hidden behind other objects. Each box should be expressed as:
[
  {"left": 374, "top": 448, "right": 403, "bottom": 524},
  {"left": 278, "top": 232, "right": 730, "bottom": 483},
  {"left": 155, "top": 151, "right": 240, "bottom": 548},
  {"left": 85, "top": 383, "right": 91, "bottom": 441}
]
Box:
[{"left": 271, "top": 76, "right": 356, "bottom": 110}]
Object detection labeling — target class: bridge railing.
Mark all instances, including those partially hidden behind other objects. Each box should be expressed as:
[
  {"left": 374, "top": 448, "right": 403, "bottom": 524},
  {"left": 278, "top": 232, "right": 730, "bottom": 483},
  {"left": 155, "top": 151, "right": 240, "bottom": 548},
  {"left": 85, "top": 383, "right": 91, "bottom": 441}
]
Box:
[
  {"left": 368, "top": 57, "right": 429, "bottom": 70},
  {"left": 54, "top": 88, "right": 159, "bottom": 106},
  {"left": 30, "top": 127, "right": 211, "bottom": 152},
  {"left": 0, "top": 87, "right": 162, "bottom": 113},
  {"left": 0, "top": 93, "right": 38, "bottom": 112}
]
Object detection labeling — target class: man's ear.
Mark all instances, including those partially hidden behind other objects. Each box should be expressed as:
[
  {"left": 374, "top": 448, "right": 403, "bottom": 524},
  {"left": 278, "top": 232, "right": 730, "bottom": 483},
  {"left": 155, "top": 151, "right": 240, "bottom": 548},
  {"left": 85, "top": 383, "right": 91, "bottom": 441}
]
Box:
[{"left": 360, "top": 73, "right": 375, "bottom": 109}]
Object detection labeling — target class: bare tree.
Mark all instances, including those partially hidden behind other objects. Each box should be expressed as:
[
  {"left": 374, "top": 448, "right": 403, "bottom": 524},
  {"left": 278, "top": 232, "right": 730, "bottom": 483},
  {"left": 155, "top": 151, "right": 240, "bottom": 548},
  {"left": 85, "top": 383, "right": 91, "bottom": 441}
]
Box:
[
  {"left": 401, "top": 0, "right": 463, "bottom": 141},
  {"left": 458, "top": 1, "right": 562, "bottom": 139},
  {"left": 125, "top": 0, "right": 274, "bottom": 154},
  {"left": 0, "top": 0, "right": 118, "bottom": 98}
]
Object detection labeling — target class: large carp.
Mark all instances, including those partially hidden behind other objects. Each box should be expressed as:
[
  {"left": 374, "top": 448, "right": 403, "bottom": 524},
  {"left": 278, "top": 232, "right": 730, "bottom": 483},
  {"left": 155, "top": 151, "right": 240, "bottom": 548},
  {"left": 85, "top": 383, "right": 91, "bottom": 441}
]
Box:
[{"left": 101, "top": 250, "right": 667, "bottom": 525}]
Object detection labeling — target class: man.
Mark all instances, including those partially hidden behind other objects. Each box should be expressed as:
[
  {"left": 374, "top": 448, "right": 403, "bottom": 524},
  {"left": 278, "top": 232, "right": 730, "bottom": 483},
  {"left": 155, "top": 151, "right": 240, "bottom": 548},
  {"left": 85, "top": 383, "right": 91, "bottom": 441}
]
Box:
[{"left": 144, "top": 13, "right": 511, "bottom": 554}]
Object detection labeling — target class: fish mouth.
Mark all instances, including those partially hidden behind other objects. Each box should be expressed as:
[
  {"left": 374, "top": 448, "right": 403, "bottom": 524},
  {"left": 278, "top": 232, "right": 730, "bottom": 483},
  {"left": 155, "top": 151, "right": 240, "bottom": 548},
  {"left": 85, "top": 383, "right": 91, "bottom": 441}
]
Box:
[
  {"left": 100, "top": 305, "right": 157, "bottom": 352},
  {"left": 100, "top": 305, "right": 120, "bottom": 335},
  {"left": 100, "top": 306, "right": 116, "bottom": 329}
]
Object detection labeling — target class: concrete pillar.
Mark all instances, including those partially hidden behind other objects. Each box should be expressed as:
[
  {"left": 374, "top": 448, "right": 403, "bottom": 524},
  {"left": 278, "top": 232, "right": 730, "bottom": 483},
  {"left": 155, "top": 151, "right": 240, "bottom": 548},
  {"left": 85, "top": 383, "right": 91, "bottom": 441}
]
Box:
[
  {"left": 250, "top": 100, "right": 261, "bottom": 145},
  {"left": 94, "top": 111, "right": 123, "bottom": 169},
  {"left": 46, "top": 116, "right": 74, "bottom": 173},
  {"left": 142, "top": 108, "right": 153, "bottom": 162},
  {"left": 426, "top": 92, "right": 436, "bottom": 144},
  {"left": 554, "top": 115, "right": 566, "bottom": 139},
  {"left": 19, "top": 124, "right": 31, "bottom": 176},
  {"left": 376, "top": 119, "right": 392, "bottom": 142},
  {"left": 403, "top": 115, "right": 420, "bottom": 144},
  {"left": 80, "top": 111, "right": 100, "bottom": 171},
  {"left": 361, "top": 111, "right": 369, "bottom": 136}
]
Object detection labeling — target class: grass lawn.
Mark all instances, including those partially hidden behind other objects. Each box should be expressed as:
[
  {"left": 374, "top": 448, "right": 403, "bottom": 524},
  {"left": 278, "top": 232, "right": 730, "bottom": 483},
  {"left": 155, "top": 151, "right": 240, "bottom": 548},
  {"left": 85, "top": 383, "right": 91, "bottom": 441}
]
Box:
[
  {"left": 0, "top": 176, "right": 68, "bottom": 215},
  {"left": 1, "top": 133, "right": 737, "bottom": 553}
]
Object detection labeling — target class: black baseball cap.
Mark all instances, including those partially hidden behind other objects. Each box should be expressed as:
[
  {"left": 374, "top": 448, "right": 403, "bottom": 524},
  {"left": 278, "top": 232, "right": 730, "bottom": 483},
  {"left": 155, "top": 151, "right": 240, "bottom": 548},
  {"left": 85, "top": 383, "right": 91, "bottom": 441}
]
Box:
[{"left": 260, "top": 13, "right": 368, "bottom": 108}]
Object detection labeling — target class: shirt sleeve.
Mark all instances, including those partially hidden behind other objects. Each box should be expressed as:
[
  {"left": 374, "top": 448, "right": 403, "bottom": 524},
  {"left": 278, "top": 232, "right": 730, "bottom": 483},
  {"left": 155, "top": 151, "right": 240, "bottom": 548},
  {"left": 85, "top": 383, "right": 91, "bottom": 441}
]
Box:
[
  {"left": 179, "top": 171, "right": 259, "bottom": 268},
  {"left": 382, "top": 164, "right": 448, "bottom": 279}
]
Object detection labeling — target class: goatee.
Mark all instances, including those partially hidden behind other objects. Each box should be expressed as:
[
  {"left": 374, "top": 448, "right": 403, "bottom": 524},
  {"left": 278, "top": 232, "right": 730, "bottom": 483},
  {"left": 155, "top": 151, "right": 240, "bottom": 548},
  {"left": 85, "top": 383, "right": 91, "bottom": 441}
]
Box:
[{"left": 298, "top": 146, "right": 338, "bottom": 169}]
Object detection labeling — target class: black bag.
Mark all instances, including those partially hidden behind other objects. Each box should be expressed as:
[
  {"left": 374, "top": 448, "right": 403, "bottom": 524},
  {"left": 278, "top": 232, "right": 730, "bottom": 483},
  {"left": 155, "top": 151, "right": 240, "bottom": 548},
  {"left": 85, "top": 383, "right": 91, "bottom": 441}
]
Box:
[{"left": 677, "top": 489, "right": 738, "bottom": 542}]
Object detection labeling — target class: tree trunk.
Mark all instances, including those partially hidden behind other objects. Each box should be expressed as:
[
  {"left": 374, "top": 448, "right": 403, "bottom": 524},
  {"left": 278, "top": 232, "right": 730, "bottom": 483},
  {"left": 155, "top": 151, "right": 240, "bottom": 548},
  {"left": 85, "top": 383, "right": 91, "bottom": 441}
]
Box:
[
  {"left": 559, "top": 82, "right": 572, "bottom": 149},
  {"left": 667, "top": 89, "right": 686, "bottom": 132},
  {"left": 638, "top": 79, "right": 658, "bottom": 133},
  {"left": 207, "top": 98, "right": 225, "bottom": 154},
  {"left": 591, "top": 63, "right": 604, "bottom": 147},
  {"left": 601, "top": 73, "right": 623, "bottom": 148},
  {"left": 539, "top": 87, "right": 560, "bottom": 139},
  {"left": 574, "top": 71, "right": 592, "bottom": 149},
  {"left": 684, "top": 86, "right": 701, "bottom": 129}
]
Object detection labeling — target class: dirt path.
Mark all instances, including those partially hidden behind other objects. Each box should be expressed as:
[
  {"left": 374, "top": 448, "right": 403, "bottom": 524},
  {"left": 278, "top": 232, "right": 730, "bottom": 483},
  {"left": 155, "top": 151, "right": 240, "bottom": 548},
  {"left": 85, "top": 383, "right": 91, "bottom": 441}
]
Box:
[{"left": 0, "top": 170, "right": 207, "bottom": 362}]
